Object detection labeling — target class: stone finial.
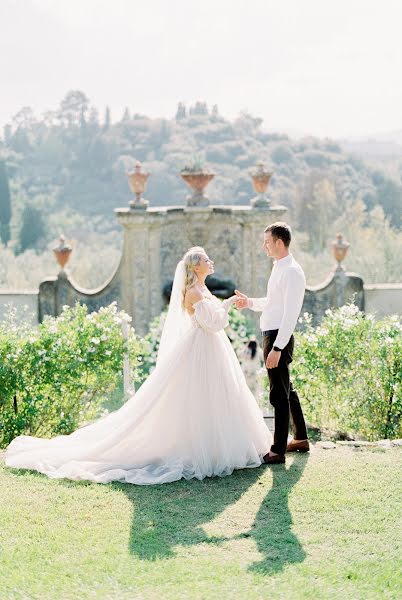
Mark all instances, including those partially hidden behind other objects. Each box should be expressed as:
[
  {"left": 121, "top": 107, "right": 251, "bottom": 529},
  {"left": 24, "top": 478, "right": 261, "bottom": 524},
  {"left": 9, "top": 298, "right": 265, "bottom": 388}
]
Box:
[
  {"left": 180, "top": 158, "right": 215, "bottom": 208},
  {"left": 332, "top": 233, "right": 350, "bottom": 270},
  {"left": 53, "top": 235, "right": 72, "bottom": 270},
  {"left": 127, "top": 161, "right": 150, "bottom": 210},
  {"left": 250, "top": 161, "right": 273, "bottom": 209}
]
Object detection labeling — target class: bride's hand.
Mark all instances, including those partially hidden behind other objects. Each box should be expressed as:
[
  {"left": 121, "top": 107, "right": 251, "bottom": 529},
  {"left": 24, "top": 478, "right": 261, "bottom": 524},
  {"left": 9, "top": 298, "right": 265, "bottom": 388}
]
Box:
[{"left": 224, "top": 295, "right": 238, "bottom": 305}]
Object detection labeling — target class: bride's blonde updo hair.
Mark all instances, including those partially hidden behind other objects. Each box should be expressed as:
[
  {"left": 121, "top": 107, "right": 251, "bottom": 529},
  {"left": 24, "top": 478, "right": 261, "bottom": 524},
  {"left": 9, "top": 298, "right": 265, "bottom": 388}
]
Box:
[{"left": 182, "top": 246, "right": 206, "bottom": 307}]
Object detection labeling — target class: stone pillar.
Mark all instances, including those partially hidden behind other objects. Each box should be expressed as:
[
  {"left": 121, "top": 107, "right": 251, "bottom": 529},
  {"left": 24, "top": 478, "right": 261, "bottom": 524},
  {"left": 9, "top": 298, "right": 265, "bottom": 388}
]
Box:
[{"left": 115, "top": 209, "right": 164, "bottom": 336}]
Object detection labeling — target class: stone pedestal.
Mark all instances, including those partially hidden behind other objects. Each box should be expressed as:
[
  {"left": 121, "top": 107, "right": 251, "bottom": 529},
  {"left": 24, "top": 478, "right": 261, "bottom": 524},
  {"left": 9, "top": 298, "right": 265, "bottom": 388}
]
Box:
[{"left": 115, "top": 204, "right": 287, "bottom": 335}]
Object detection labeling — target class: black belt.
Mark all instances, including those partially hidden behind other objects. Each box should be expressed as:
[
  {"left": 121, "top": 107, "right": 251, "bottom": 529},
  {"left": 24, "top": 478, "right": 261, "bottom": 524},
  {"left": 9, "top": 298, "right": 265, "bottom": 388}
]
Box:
[{"left": 261, "top": 329, "right": 279, "bottom": 337}]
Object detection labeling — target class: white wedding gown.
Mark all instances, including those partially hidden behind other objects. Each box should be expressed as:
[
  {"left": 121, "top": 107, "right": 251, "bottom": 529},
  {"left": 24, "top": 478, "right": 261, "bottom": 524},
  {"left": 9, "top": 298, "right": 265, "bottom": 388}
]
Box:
[{"left": 5, "top": 296, "right": 271, "bottom": 485}]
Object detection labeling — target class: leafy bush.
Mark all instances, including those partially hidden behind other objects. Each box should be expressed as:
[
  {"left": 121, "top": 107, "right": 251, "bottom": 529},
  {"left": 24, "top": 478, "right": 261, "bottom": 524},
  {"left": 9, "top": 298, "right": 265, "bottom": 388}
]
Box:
[
  {"left": 290, "top": 306, "right": 402, "bottom": 440},
  {"left": 142, "top": 305, "right": 255, "bottom": 375},
  {"left": 0, "top": 302, "right": 144, "bottom": 448}
]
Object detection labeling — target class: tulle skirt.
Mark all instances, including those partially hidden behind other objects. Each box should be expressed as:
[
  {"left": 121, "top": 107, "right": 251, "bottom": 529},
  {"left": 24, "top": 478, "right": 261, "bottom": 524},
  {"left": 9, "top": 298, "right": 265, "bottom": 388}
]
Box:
[{"left": 5, "top": 327, "right": 271, "bottom": 485}]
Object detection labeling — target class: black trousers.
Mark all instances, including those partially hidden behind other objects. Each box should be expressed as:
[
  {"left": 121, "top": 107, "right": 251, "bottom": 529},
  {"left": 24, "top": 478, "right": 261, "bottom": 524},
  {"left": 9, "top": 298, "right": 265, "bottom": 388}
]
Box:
[{"left": 263, "top": 331, "right": 308, "bottom": 455}]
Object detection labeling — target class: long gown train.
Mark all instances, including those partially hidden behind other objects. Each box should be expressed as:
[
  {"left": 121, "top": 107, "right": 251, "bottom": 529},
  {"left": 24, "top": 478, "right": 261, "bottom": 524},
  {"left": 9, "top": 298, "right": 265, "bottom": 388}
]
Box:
[{"left": 5, "top": 297, "right": 271, "bottom": 485}]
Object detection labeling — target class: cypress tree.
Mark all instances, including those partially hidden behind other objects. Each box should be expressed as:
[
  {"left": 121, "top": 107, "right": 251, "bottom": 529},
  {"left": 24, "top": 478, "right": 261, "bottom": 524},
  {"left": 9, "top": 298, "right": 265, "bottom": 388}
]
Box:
[
  {"left": 0, "top": 160, "right": 11, "bottom": 246},
  {"left": 19, "top": 205, "right": 45, "bottom": 253}
]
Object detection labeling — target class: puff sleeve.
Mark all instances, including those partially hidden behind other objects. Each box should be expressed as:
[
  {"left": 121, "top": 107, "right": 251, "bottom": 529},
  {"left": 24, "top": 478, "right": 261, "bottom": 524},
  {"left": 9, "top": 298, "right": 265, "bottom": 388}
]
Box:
[{"left": 193, "top": 298, "right": 234, "bottom": 333}]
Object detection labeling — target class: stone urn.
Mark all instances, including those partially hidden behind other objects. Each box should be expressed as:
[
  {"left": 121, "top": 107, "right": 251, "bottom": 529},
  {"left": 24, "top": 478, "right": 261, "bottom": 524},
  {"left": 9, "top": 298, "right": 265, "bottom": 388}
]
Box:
[
  {"left": 250, "top": 160, "right": 273, "bottom": 208},
  {"left": 332, "top": 233, "right": 350, "bottom": 270},
  {"left": 53, "top": 235, "right": 72, "bottom": 271},
  {"left": 127, "top": 161, "right": 150, "bottom": 209},
  {"left": 180, "top": 168, "right": 215, "bottom": 207}
]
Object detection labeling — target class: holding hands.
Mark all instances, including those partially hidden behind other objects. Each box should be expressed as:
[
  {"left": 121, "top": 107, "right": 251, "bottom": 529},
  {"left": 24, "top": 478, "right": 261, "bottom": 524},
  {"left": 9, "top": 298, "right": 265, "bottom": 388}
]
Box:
[
  {"left": 234, "top": 289, "right": 281, "bottom": 369},
  {"left": 222, "top": 295, "right": 239, "bottom": 309},
  {"left": 234, "top": 290, "right": 251, "bottom": 310}
]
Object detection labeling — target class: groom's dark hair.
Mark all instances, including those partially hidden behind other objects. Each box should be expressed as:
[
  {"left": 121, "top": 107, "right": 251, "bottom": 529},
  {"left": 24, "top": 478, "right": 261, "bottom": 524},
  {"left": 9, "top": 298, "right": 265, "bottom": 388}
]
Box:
[{"left": 264, "top": 222, "right": 292, "bottom": 247}]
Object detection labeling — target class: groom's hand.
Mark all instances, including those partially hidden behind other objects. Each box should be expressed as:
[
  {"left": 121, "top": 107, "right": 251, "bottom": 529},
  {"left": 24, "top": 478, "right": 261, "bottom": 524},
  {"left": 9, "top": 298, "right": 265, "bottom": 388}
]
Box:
[
  {"left": 234, "top": 290, "right": 250, "bottom": 310},
  {"left": 266, "top": 349, "right": 281, "bottom": 369}
]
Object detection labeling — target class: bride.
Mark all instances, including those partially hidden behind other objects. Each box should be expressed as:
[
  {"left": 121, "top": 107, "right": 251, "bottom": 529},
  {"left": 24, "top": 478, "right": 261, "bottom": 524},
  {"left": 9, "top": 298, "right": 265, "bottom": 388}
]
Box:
[{"left": 5, "top": 247, "right": 271, "bottom": 485}]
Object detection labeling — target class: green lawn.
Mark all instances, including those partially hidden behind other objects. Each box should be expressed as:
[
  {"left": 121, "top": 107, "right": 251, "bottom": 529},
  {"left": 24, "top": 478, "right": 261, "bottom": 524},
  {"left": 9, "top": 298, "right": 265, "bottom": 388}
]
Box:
[{"left": 0, "top": 447, "right": 401, "bottom": 600}]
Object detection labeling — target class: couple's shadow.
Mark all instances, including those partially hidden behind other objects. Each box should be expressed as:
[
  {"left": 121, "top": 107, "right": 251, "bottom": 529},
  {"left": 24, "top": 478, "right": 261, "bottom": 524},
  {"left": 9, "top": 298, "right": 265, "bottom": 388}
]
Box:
[{"left": 113, "top": 454, "right": 308, "bottom": 575}]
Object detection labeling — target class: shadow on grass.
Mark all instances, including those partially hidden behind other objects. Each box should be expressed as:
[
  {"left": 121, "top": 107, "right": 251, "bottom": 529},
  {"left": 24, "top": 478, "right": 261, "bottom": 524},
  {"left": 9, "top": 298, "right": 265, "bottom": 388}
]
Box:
[
  {"left": 5, "top": 453, "right": 307, "bottom": 575},
  {"left": 110, "top": 467, "right": 261, "bottom": 561},
  {"left": 246, "top": 454, "right": 308, "bottom": 574},
  {"left": 113, "top": 453, "right": 308, "bottom": 575}
]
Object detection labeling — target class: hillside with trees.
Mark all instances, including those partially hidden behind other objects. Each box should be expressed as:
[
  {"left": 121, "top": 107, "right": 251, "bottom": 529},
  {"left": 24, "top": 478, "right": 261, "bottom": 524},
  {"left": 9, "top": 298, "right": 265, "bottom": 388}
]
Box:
[{"left": 0, "top": 90, "right": 401, "bottom": 289}]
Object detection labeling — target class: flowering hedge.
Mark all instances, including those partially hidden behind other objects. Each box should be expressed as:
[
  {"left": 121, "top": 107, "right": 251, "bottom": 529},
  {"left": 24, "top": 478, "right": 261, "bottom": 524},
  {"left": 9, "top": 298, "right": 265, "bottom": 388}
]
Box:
[
  {"left": 289, "top": 306, "right": 402, "bottom": 440},
  {"left": 0, "top": 303, "right": 144, "bottom": 448},
  {"left": 3, "top": 300, "right": 399, "bottom": 447}
]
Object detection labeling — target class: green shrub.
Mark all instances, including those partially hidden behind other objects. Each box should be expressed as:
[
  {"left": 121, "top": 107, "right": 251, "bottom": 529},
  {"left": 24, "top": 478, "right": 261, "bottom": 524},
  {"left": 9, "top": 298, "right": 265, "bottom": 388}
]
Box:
[
  {"left": 290, "top": 306, "right": 402, "bottom": 440},
  {"left": 0, "top": 302, "right": 144, "bottom": 448}
]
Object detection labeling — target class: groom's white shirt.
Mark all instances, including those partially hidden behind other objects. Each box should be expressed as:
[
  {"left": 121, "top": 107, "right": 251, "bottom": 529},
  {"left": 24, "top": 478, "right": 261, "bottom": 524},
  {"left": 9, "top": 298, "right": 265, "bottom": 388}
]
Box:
[{"left": 249, "top": 254, "right": 306, "bottom": 350}]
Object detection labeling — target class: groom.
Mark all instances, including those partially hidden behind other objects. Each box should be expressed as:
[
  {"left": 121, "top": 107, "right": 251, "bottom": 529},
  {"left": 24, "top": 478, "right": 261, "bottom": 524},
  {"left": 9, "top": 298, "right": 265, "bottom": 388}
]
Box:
[{"left": 235, "top": 222, "right": 309, "bottom": 464}]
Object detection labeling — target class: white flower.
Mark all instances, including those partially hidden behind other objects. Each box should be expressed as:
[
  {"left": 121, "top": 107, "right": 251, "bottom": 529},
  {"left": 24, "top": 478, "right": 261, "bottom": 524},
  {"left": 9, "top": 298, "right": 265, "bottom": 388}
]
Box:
[
  {"left": 342, "top": 318, "right": 356, "bottom": 330},
  {"left": 105, "top": 350, "right": 112, "bottom": 356},
  {"left": 89, "top": 348, "right": 96, "bottom": 353},
  {"left": 101, "top": 334, "right": 108, "bottom": 341},
  {"left": 90, "top": 337, "right": 100, "bottom": 344}
]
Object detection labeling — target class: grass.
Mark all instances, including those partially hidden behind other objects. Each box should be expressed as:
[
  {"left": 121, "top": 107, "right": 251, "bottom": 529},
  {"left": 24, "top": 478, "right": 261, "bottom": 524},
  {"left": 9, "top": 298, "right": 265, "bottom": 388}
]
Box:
[{"left": 0, "top": 447, "right": 401, "bottom": 600}]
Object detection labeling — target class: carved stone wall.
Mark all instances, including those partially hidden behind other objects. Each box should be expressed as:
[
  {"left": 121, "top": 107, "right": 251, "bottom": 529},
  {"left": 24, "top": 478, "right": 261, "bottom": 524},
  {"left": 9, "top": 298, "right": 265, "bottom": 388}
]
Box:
[
  {"left": 34, "top": 202, "right": 374, "bottom": 336},
  {"left": 38, "top": 271, "right": 122, "bottom": 323},
  {"left": 37, "top": 204, "right": 286, "bottom": 336},
  {"left": 303, "top": 268, "right": 364, "bottom": 325}
]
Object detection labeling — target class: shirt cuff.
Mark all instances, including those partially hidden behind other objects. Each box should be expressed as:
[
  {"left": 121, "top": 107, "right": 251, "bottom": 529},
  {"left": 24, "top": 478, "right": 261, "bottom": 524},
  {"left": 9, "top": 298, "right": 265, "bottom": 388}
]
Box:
[{"left": 248, "top": 297, "right": 267, "bottom": 312}]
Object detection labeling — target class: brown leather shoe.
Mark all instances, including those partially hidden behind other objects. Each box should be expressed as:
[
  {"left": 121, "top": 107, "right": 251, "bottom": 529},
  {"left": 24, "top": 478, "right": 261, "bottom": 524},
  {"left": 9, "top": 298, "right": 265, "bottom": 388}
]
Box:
[
  {"left": 286, "top": 439, "right": 310, "bottom": 453},
  {"left": 263, "top": 453, "right": 285, "bottom": 464}
]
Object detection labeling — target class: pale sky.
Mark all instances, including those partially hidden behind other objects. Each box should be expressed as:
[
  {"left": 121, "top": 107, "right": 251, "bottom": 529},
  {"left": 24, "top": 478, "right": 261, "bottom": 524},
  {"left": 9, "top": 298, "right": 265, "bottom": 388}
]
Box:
[{"left": 1, "top": 0, "right": 402, "bottom": 138}]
